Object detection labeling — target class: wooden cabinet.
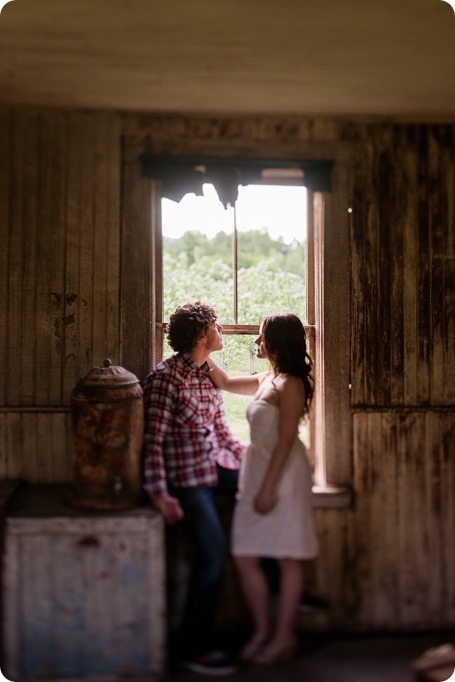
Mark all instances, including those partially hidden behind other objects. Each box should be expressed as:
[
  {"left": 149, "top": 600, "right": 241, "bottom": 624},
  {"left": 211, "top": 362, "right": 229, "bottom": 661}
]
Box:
[{"left": 2, "top": 485, "right": 165, "bottom": 681}]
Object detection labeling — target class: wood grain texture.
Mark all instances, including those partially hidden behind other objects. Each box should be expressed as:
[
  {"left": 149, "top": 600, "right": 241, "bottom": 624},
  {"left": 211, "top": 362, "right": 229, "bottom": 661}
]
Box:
[
  {"left": 3, "top": 507, "right": 165, "bottom": 679},
  {"left": 350, "top": 123, "right": 455, "bottom": 407},
  {"left": 0, "top": 110, "right": 121, "bottom": 409},
  {"left": 0, "top": 109, "right": 453, "bottom": 635}
]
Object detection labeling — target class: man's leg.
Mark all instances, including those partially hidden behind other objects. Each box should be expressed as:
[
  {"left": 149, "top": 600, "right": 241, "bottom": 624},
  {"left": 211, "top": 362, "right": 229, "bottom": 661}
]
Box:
[{"left": 172, "top": 486, "right": 227, "bottom": 658}]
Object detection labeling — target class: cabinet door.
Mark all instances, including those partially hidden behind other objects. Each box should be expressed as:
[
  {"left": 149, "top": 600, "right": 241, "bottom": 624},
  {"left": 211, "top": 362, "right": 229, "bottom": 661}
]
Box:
[{"left": 3, "top": 514, "right": 165, "bottom": 680}]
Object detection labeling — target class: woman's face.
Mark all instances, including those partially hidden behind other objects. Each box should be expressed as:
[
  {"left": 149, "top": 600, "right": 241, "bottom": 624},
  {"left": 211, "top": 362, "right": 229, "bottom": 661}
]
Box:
[{"left": 254, "top": 323, "right": 267, "bottom": 359}]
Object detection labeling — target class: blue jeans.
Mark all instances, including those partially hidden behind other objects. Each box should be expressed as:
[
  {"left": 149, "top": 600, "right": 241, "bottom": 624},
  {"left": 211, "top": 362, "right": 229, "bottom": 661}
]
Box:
[{"left": 170, "top": 465, "right": 238, "bottom": 657}]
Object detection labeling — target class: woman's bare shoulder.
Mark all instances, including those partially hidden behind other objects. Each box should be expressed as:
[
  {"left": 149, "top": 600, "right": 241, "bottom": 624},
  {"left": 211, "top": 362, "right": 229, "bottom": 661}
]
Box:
[
  {"left": 278, "top": 373, "right": 305, "bottom": 396},
  {"left": 256, "top": 371, "right": 270, "bottom": 385}
]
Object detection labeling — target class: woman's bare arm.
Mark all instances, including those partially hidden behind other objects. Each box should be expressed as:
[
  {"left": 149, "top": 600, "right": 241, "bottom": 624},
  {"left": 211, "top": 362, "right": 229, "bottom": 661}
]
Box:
[{"left": 207, "top": 358, "right": 266, "bottom": 396}]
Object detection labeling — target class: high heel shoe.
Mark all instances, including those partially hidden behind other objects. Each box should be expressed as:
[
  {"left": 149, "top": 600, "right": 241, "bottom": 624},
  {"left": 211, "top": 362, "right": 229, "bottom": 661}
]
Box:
[{"left": 252, "top": 641, "right": 298, "bottom": 664}]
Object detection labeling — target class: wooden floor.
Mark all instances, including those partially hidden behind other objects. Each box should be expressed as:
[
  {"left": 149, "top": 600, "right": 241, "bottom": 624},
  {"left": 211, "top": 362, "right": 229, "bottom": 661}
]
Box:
[
  {"left": 4, "top": 632, "right": 453, "bottom": 681},
  {"left": 165, "top": 631, "right": 455, "bottom": 682}
]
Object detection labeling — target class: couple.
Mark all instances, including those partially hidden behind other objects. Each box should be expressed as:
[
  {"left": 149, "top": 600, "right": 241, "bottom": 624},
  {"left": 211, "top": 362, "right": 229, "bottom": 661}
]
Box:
[{"left": 143, "top": 301, "right": 318, "bottom": 676}]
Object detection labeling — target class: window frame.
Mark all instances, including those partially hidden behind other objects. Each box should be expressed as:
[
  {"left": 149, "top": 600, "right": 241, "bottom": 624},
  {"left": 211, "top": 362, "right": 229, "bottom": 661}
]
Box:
[
  {"left": 121, "top": 143, "right": 351, "bottom": 508},
  {"left": 158, "top": 180, "right": 309, "bottom": 349}
]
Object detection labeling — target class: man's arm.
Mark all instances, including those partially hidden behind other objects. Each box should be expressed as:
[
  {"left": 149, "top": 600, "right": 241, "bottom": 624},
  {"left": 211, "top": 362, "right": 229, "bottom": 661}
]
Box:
[{"left": 143, "top": 371, "right": 184, "bottom": 524}]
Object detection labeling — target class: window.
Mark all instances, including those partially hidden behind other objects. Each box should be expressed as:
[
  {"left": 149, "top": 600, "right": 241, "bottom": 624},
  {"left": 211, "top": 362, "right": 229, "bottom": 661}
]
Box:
[
  {"left": 137, "top": 153, "right": 351, "bottom": 505},
  {"left": 161, "top": 182, "right": 308, "bottom": 444}
]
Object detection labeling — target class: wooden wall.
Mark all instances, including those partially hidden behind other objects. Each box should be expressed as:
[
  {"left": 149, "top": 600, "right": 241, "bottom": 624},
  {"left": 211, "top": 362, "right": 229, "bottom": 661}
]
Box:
[
  {"left": 0, "top": 110, "right": 121, "bottom": 480},
  {"left": 0, "top": 109, "right": 453, "bottom": 633}
]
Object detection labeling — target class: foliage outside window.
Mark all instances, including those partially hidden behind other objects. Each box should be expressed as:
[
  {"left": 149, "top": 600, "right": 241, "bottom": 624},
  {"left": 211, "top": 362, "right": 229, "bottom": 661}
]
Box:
[{"left": 161, "top": 183, "right": 309, "bottom": 444}]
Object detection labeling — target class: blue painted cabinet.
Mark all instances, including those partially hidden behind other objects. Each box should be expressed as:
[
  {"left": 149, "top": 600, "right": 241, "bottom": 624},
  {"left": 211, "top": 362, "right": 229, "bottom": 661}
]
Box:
[{"left": 2, "top": 486, "right": 165, "bottom": 680}]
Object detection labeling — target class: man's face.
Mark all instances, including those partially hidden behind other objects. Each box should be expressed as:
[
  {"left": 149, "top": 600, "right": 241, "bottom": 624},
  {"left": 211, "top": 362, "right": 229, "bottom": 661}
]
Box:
[{"left": 205, "top": 321, "right": 224, "bottom": 353}]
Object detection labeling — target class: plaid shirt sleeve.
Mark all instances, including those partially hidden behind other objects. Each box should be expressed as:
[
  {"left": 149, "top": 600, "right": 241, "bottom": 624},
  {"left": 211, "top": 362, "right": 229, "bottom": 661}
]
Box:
[{"left": 142, "top": 367, "right": 174, "bottom": 500}]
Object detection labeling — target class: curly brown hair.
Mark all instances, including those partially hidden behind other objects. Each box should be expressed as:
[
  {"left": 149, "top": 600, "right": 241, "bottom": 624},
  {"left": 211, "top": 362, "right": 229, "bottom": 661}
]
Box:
[
  {"left": 261, "top": 313, "right": 314, "bottom": 415},
  {"left": 167, "top": 301, "right": 217, "bottom": 354}
]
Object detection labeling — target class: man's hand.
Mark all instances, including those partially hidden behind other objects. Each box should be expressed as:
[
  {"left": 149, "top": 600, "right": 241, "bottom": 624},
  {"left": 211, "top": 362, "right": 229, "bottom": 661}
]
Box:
[{"left": 153, "top": 494, "right": 184, "bottom": 524}]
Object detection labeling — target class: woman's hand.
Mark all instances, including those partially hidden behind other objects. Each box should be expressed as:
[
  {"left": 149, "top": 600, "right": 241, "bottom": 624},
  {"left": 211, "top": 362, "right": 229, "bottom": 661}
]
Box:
[{"left": 254, "top": 486, "right": 276, "bottom": 515}]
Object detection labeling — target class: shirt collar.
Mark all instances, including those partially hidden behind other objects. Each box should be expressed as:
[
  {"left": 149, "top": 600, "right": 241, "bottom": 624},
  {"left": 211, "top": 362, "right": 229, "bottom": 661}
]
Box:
[{"left": 179, "top": 353, "right": 211, "bottom": 377}]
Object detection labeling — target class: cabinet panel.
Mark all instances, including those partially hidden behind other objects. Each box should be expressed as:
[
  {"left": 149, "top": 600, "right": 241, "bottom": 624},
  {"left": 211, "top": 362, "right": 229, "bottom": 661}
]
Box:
[{"left": 2, "top": 489, "right": 165, "bottom": 681}]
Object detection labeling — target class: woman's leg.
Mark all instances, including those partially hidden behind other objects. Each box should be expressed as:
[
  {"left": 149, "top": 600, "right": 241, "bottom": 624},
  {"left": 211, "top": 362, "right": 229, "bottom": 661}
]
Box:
[
  {"left": 234, "top": 554, "right": 270, "bottom": 657},
  {"left": 255, "top": 558, "right": 303, "bottom": 661}
]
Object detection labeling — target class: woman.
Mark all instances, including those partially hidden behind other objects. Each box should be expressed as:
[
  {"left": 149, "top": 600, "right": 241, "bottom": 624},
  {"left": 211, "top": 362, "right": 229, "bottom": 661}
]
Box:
[{"left": 208, "top": 313, "right": 318, "bottom": 665}]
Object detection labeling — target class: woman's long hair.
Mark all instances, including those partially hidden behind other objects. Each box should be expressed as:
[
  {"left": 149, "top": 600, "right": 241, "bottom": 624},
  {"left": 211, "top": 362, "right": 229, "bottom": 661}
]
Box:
[{"left": 261, "top": 313, "right": 314, "bottom": 416}]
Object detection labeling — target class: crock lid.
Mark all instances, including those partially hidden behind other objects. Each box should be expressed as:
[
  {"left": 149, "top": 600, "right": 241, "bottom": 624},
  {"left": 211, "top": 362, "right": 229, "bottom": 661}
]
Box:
[{"left": 76, "top": 359, "right": 140, "bottom": 388}]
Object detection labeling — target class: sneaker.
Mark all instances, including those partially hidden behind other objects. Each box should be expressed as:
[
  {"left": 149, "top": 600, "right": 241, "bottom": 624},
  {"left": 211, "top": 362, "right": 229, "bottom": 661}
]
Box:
[{"left": 181, "top": 650, "right": 238, "bottom": 676}]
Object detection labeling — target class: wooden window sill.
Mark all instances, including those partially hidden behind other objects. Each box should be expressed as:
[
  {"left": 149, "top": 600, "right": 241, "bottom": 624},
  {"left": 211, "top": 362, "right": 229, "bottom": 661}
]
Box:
[{"left": 311, "top": 485, "right": 352, "bottom": 509}]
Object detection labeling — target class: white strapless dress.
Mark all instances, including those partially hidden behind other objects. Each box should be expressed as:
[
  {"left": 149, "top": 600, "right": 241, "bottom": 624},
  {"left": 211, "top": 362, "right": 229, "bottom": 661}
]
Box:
[{"left": 231, "top": 399, "right": 318, "bottom": 559}]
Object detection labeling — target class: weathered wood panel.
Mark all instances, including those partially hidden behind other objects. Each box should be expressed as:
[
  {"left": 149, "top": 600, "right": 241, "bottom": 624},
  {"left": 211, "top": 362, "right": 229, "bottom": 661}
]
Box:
[
  {"left": 0, "top": 412, "right": 74, "bottom": 482},
  {"left": 3, "top": 497, "right": 165, "bottom": 680},
  {"left": 0, "top": 110, "right": 121, "bottom": 409},
  {"left": 350, "top": 123, "right": 455, "bottom": 407},
  {"left": 347, "top": 411, "right": 455, "bottom": 630},
  {"left": 120, "top": 139, "right": 153, "bottom": 380},
  {"left": 0, "top": 109, "right": 454, "bottom": 637}
]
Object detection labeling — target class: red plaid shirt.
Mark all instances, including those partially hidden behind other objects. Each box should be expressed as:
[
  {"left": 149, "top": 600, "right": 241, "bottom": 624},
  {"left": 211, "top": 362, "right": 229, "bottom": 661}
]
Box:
[{"left": 143, "top": 352, "right": 245, "bottom": 500}]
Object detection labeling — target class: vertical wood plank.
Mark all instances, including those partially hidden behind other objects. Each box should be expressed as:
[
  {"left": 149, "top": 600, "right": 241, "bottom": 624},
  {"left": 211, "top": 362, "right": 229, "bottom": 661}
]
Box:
[
  {"left": 322, "top": 148, "right": 351, "bottom": 483},
  {"left": 51, "top": 531, "right": 85, "bottom": 675},
  {"left": 0, "top": 413, "right": 7, "bottom": 477},
  {"left": 3, "top": 526, "right": 20, "bottom": 681},
  {"left": 120, "top": 138, "right": 153, "bottom": 380},
  {"left": 110, "top": 532, "right": 149, "bottom": 670},
  {"left": 35, "top": 112, "right": 67, "bottom": 405},
  {"left": 388, "top": 127, "right": 405, "bottom": 405},
  {"left": 0, "top": 110, "right": 11, "bottom": 406},
  {"left": 364, "top": 128, "right": 381, "bottom": 405},
  {"left": 428, "top": 126, "right": 445, "bottom": 404},
  {"left": 146, "top": 512, "right": 166, "bottom": 673},
  {"left": 442, "top": 127, "right": 455, "bottom": 404},
  {"left": 424, "top": 411, "right": 444, "bottom": 626},
  {"left": 376, "top": 412, "right": 400, "bottom": 625},
  {"left": 352, "top": 412, "right": 374, "bottom": 627},
  {"left": 350, "top": 126, "right": 368, "bottom": 405},
  {"left": 92, "top": 114, "right": 114, "bottom": 367},
  {"left": 416, "top": 127, "right": 432, "bottom": 404},
  {"left": 20, "top": 533, "right": 54, "bottom": 678},
  {"left": 21, "top": 413, "right": 38, "bottom": 482},
  {"left": 396, "top": 412, "right": 427, "bottom": 626},
  {"left": 19, "top": 112, "right": 39, "bottom": 405},
  {"left": 50, "top": 412, "right": 73, "bottom": 482},
  {"left": 63, "top": 111, "right": 84, "bottom": 401},
  {"left": 78, "top": 529, "right": 112, "bottom": 671},
  {"left": 438, "top": 412, "right": 455, "bottom": 621},
  {"left": 403, "top": 128, "right": 419, "bottom": 405},
  {"left": 150, "top": 180, "right": 163, "bottom": 368},
  {"left": 7, "top": 112, "right": 27, "bottom": 405},
  {"left": 78, "top": 114, "right": 96, "bottom": 380},
  {"left": 5, "top": 412, "right": 23, "bottom": 479},
  {"left": 35, "top": 412, "right": 53, "bottom": 481},
  {"left": 377, "top": 126, "right": 393, "bottom": 405},
  {"left": 104, "top": 115, "right": 121, "bottom": 365}
]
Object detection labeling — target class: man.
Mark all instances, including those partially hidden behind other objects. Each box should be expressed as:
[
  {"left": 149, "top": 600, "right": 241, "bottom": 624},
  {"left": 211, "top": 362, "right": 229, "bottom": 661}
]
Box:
[{"left": 143, "top": 301, "right": 244, "bottom": 676}]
